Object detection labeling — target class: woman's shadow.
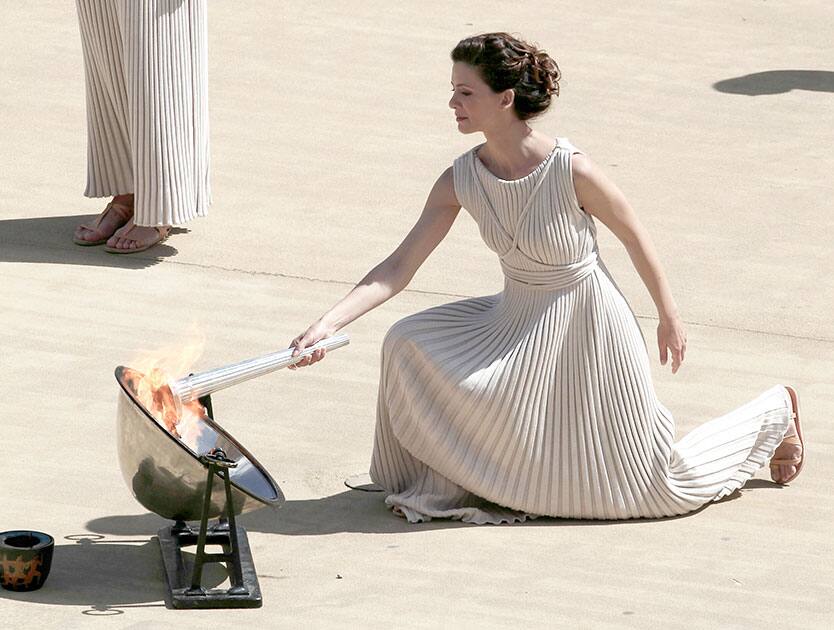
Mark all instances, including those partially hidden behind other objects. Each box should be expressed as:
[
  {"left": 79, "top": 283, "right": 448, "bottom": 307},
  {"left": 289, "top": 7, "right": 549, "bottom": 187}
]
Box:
[
  {"left": 0, "top": 214, "right": 184, "bottom": 269},
  {"left": 83, "top": 478, "right": 782, "bottom": 538},
  {"left": 87, "top": 490, "right": 469, "bottom": 537},
  {"left": 713, "top": 70, "right": 834, "bottom": 95}
]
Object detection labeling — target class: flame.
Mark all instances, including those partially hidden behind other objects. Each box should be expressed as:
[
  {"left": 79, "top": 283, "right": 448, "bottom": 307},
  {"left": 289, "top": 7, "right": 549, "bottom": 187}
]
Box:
[
  {"left": 130, "top": 330, "right": 206, "bottom": 387},
  {"left": 123, "top": 331, "right": 215, "bottom": 453}
]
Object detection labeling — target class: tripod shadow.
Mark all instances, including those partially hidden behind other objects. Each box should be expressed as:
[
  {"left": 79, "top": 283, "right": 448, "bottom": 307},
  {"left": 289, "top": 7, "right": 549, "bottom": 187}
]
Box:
[
  {"left": 83, "top": 478, "right": 781, "bottom": 538},
  {"left": 0, "top": 214, "right": 184, "bottom": 269},
  {"left": 713, "top": 70, "right": 834, "bottom": 95},
  {"left": 0, "top": 535, "right": 220, "bottom": 615}
]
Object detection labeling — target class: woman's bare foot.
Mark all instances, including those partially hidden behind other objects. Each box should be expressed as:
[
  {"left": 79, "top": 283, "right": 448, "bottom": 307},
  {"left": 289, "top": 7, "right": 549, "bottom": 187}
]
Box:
[
  {"left": 770, "top": 419, "right": 801, "bottom": 483},
  {"left": 105, "top": 219, "right": 171, "bottom": 254},
  {"left": 73, "top": 194, "right": 134, "bottom": 245},
  {"left": 770, "top": 386, "right": 804, "bottom": 484}
]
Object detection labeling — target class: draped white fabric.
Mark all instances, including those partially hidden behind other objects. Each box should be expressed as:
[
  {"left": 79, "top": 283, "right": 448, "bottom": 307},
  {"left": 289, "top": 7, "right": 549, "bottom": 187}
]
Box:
[
  {"left": 369, "top": 138, "right": 791, "bottom": 524},
  {"left": 76, "top": 0, "right": 210, "bottom": 227}
]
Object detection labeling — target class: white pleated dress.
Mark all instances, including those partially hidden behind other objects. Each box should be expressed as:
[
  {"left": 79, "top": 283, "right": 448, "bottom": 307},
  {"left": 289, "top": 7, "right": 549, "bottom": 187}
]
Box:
[
  {"left": 369, "top": 138, "right": 792, "bottom": 524},
  {"left": 76, "top": 0, "right": 210, "bottom": 227}
]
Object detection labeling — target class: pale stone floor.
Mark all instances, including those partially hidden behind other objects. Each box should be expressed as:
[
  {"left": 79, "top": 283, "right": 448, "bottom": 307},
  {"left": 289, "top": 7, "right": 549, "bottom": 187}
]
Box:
[{"left": 1, "top": 2, "right": 832, "bottom": 628}]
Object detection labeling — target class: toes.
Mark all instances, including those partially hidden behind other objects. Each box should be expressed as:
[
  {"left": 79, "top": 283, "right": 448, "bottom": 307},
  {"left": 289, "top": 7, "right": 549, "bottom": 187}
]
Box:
[
  {"left": 772, "top": 464, "right": 797, "bottom": 484},
  {"left": 779, "top": 466, "right": 788, "bottom": 483},
  {"left": 76, "top": 227, "right": 95, "bottom": 242}
]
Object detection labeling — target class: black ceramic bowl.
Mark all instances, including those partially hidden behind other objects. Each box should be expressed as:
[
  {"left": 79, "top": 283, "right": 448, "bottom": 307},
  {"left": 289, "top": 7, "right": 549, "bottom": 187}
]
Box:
[{"left": 0, "top": 531, "right": 54, "bottom": 592}]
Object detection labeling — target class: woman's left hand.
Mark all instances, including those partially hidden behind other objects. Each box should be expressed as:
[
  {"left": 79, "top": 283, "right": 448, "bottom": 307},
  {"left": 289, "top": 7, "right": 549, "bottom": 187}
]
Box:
[{"left": 657, "top": 316, "right": 687, "bottom": 374}]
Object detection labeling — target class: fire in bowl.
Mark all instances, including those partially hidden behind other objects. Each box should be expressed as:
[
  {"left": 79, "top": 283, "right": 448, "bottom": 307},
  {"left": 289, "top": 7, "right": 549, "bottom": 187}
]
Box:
[
  {"left": 115, "top": 366, "right": 284, "bottom": 522},
  {"left": 114, "top": 333, "right": 350, "bottom": 608}
]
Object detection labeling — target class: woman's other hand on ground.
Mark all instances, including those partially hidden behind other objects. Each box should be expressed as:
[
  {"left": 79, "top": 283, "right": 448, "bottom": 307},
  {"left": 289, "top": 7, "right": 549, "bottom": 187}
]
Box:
[
  {"left": 288, "top": 320, "right": 335, "bottom": 370},
  {"left": 657, "top": 317, "right": 686, "bottom": 374}
]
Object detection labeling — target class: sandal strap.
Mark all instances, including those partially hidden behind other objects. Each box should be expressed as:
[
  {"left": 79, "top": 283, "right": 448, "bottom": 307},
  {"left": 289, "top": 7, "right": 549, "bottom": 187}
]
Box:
[
  {"left": 122, "top": 224, "right": 169, "bottom": 239},
  {"left": 111, "top": 223, "right": 169, "bottom": 249},
  {"left": 80, "top": 201, "right": 133, "bottom": 233},
  {"left": 770, "top": 458, "right": 803, "bottom": 467},
  {"left": 770, "top": 434, "right": 803, "bottom": 466}
]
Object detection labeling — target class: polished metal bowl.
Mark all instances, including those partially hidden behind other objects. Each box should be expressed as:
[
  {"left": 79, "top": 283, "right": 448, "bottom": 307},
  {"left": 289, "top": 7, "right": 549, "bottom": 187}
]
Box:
[{"left": 115, "top": 366, "right": 284, "bottom": 521}]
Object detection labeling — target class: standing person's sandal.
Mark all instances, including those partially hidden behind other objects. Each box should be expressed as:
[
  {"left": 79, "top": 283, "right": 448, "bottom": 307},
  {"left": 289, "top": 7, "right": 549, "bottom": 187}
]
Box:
[
  {"left": 769, "top": 385, "right": 805, "bottom": 484},
  {"left": 72, "top": 201, "right": 134, "bottom": 246},
  {"left": 104, "top": 224, "right": 170, "bottom": 254}
]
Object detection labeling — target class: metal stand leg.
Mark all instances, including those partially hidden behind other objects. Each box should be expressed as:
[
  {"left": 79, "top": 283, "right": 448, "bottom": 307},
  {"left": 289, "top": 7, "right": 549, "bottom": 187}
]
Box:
[
  {"left": 222, "top": 466, "right": 248, "bottom": 595},
  {"left": 185, "top": 458, "right": 218, "bottom": 596},
  {"left": 157, "top": 442, "right": 263, "bottom": 608}
]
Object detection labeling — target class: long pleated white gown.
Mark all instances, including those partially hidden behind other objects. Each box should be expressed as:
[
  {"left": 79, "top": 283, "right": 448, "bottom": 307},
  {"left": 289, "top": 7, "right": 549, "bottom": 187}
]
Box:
[
  {"left": 369, "top": 138, "right": 792, "bottom": 524},
  {"left": 76, "top": 0, "right": 210, "bottom": 227}
]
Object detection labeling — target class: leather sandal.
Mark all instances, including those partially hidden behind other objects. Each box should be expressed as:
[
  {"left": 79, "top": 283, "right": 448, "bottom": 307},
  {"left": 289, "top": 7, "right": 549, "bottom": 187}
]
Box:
[
  {"left": 73, "top": 201, "right": 134, "bottom": 246},
  {"left": 104, "top": 223, "right": 170, "bottom": 255},
  {"left": 769, "top": 385, "right": 805, "bottom": 484}
]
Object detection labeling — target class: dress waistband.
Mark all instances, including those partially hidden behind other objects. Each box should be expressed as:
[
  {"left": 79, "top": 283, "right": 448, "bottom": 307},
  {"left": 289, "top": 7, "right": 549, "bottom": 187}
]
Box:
[{"left": 501, "top": 251, "right": 598, "bottom": 290}]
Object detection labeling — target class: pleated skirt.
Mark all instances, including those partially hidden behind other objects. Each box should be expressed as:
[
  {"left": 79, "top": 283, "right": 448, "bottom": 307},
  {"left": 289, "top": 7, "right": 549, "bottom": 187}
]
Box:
[
  {"left": 76, "top": 0, "right": 210, "bottom": 226},
  {"left": 369, "top": 266, "right": 791, "bottom": 524}
]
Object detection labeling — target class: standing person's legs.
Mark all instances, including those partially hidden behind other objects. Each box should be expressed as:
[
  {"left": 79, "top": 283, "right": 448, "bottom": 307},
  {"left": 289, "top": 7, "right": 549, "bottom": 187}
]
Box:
[
  {"left": 74, "top": 0, "right": 135, "bottom": 245},
  {"left": 106, "top": 0, "right": 211, "bottom": 253}
]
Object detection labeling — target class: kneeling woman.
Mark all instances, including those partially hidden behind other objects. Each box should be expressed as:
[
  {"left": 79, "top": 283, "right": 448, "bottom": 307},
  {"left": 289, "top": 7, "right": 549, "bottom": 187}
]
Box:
[{"left": 289, "top": 32, "right": 805, "bottom": 524}]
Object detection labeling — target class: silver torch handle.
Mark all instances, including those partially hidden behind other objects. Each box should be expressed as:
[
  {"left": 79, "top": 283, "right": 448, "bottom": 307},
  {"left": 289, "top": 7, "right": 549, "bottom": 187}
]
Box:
[{"left": 168, "top": 333, "right": 350, "bottom": 404}]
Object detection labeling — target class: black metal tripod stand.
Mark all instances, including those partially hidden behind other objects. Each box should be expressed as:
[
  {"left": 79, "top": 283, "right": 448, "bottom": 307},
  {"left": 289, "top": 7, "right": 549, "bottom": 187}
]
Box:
[{"left": 157, "top": 397, "right": 262, "bottom": 609}]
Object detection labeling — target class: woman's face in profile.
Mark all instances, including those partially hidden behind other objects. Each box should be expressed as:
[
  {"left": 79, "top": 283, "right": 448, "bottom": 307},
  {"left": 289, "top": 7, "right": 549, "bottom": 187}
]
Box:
[{"left": 449, "top": 62, "right": 510, "bottom": 134}]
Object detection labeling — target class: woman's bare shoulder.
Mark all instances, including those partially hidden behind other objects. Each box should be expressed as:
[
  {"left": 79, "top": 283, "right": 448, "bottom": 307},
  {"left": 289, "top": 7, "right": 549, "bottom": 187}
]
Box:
[{"left": 429, "top": 166, "right": 460, "bottom": 209}]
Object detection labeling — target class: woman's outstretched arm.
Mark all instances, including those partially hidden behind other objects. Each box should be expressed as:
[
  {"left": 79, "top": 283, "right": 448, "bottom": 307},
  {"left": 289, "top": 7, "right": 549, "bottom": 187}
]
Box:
[
  {"left": 289, "top": 167, "right": 461, "bottom": 367},
  {"left": 571, "top": 153, "right": 687, "bottom": 373}
]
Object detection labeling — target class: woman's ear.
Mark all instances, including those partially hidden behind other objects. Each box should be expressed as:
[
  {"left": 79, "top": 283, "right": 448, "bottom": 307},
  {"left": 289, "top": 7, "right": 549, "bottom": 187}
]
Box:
[{"left": 499, "top": 89, "right": 515, "bottom": 111}]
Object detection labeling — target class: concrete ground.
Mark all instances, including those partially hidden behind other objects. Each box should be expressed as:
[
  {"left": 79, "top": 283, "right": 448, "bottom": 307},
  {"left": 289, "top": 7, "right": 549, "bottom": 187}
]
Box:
[{"left": 1, "top": 1, "right": 832, "bottom": 628}]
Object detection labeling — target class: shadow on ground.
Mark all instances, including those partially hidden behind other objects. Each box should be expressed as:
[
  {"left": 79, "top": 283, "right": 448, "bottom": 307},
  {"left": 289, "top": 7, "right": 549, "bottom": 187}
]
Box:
[
  {"left": 713, "top": 70, "right": 834, "bottom": 95},
  {"left": 0, "top": 215, "right": 184, "bottom": 268},
  {"left": 8, "top": 480, "right": 778, "bottom": 615},
  {"left": 0, "top": 534, "right": 227, "bottom": 615},
  {"left": 83, "top": 482, "right": 784, "bottom": 538}
]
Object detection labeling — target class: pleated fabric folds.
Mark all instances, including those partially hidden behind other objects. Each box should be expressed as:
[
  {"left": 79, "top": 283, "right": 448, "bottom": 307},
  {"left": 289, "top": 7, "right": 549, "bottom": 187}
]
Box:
[
  {"left": 76, "top": 0, "right": 210, "bottom": 226},
  {"left": 369, "top": 137, "right": 792, "bottom": 524}
]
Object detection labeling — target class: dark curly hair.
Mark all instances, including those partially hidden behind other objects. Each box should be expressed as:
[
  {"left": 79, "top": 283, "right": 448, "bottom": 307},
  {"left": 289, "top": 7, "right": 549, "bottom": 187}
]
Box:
[{"left": 451, "top": 32, "right": 561, "bottom": 120}]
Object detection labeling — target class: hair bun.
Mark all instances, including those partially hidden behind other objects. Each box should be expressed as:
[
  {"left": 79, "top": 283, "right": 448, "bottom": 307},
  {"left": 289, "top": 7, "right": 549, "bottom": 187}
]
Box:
[{"left": 528, "top": 49, "right": 560, "bottom": 98}]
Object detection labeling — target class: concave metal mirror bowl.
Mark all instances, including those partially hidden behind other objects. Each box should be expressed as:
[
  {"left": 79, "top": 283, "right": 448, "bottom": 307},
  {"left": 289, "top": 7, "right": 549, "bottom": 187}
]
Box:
[{"left": 115, "top": 366, "right": 284, "bottom": 522}]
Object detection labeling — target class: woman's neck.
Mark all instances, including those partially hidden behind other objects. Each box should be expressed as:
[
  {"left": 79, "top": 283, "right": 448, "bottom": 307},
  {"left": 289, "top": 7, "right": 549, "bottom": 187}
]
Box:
[{"left": 479, "top": 122, "right": 556, "bottom": 179}]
